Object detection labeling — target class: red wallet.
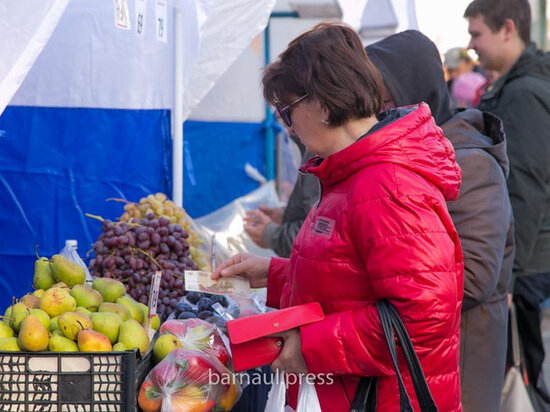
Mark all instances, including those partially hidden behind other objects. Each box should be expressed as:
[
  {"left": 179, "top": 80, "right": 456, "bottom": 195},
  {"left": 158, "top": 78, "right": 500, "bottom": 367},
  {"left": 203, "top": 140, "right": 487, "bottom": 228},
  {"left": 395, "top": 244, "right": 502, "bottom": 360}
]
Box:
[{"left": 227, "top": 302, "right": 324, "bottom": 372}]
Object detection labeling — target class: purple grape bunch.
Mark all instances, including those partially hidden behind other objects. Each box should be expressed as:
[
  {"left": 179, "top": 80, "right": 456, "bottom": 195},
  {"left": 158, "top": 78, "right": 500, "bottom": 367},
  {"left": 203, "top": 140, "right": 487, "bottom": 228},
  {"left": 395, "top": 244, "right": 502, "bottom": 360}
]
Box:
[{"left": 89, "top": 214, "right": 198, "bottom": 318}]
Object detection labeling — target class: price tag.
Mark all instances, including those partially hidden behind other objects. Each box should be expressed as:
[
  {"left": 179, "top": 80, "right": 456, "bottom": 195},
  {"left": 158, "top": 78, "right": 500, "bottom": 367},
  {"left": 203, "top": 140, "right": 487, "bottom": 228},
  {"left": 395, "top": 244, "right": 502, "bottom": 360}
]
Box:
[
  {"left": 147, "top": 271, "right": 162, "bottom": 317},
  {"left": 113, "top": 0, "right": 131, "bottom": 30},
  {"left": 145, "top": 271, "right": 162, "bottom": 340},
  {"left": 155, "top": 0, "right": 167, "bottom": 43},
  {"left": 135, "top": 0, "right": 147, "bottom": 37}
]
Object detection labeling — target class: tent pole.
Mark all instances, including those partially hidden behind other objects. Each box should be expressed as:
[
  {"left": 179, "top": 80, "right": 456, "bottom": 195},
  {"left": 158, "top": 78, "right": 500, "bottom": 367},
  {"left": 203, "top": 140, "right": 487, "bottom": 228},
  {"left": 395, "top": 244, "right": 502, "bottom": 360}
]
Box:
[
  {"left": 173, "top": 5, "right": 184, "bottom": 207},
  {"left": 264, "top": 21, "right": 275, "bottom": 182},
  {"left": 264, "top": 12, "right": 299, "bottom": 186}
]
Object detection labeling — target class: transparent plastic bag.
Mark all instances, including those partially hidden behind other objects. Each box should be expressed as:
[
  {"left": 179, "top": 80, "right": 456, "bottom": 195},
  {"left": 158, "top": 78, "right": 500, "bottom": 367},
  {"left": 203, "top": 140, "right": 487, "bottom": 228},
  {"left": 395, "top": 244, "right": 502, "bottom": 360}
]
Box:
[
  {"left": 138, "top": 348, "right": 241, "bottom": 412},
  {"left": 159, "top": 318, "right": 231, "bottom": 367},
  {"left": 194, "top": 182, "right": 281, "bottom": 263},
  {"left": 60, "top": 240, "right": 93, "bottom": 281}
]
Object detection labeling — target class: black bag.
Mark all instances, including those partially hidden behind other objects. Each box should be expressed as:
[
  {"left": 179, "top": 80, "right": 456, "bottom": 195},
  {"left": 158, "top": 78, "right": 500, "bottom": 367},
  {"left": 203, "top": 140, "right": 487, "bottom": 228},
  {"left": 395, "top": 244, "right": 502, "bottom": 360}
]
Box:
[{"left": 350, "top": 300, "right": 438, "bottom": 412}]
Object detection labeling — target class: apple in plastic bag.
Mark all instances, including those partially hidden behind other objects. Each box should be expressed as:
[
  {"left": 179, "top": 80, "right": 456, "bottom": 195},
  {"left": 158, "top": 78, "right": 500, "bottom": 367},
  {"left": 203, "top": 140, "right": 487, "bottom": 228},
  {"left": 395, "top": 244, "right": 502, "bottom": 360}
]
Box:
[{"left": 160, "top": 319, "right": 230, "bottom": 366}]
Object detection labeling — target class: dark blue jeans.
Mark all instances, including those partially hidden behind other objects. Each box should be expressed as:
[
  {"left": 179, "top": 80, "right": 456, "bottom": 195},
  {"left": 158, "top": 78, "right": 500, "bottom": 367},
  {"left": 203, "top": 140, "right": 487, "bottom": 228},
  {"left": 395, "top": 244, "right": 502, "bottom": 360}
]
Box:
[{"left": 514, "top": 272, "right": 550, "bottom": 408}]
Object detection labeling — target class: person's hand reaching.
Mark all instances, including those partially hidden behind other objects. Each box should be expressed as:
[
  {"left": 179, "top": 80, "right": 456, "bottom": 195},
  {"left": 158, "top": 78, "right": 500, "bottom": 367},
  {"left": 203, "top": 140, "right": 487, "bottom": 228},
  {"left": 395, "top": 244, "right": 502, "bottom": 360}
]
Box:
[
  {"left": 258, "top": 205, "right": 285, "bottom": 224},
  {"left": 244, "top": 209, "right": 273, "bottom": 248},
  {"left": 211, "top": 253, "right": 270, "bottom": 288}
]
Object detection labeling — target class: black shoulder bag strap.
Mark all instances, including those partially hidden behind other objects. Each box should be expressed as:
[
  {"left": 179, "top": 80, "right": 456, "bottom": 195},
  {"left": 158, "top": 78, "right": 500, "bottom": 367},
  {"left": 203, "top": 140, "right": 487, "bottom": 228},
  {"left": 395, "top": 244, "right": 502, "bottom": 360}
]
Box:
[{"left": 350, "top": 300, "right": 439, "bottom": 412}]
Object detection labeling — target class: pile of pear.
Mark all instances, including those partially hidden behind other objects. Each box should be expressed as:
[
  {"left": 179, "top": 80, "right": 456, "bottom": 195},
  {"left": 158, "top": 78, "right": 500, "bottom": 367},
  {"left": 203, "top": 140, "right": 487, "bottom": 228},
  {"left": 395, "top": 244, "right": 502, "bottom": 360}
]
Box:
[{"left": 0, "top": 254, "right": 160, "bottom": 354}]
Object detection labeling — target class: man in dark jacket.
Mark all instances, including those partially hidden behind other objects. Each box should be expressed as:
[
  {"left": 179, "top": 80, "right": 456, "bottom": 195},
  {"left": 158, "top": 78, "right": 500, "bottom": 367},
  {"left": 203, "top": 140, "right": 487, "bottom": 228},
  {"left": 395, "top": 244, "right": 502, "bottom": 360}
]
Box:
[
  {"left": 366, "top": 30, "right": 515, "bottom": 412},
  {"left": 465, "top": 0, "right": 550, "bottom": 406},
  {"left": 244, "top": 135, "right": 319, "bottom": 257}
]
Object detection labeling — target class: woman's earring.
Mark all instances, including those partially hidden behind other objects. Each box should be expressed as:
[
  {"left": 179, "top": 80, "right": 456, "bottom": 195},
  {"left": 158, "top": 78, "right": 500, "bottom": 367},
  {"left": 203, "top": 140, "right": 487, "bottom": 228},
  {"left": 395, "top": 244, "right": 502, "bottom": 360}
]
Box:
[{"left": 321, "top": 119, "right": 329, "bottom": 125}]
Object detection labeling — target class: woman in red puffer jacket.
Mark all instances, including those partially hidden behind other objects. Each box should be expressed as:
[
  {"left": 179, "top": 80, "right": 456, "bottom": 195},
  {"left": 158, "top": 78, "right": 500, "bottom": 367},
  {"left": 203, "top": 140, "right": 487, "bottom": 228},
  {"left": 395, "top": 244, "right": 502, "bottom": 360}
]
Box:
[{"left": 213, "top": 22, "right": 463, "bottom": 412}]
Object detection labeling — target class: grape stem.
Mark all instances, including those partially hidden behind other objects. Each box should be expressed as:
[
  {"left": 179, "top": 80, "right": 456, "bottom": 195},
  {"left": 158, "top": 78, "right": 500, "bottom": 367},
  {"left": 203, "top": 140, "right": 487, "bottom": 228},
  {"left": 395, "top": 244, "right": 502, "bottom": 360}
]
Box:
[
  {"left": 129, "top": 246, "right": 184, "bottom": 279},
  {"left": 85, "top": 213, "right": 105, "bottom": 222},
  {"left": 105, "top": 197, "right": 129, "bottom": 204}
]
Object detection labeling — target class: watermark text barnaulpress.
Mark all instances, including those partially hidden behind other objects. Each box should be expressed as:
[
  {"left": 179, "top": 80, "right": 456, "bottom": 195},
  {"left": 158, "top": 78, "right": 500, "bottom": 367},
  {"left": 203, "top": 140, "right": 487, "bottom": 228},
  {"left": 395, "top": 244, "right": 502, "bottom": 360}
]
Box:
[{"left": 209, "top": 369, "right": 335, "bottom": 387}]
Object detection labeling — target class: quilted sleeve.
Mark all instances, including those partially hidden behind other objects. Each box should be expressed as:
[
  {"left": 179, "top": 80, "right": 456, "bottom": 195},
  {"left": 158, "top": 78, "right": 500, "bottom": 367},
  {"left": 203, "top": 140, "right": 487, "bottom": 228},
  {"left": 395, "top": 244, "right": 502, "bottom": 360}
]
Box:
[
  {"left": 266, "top": 257, "right": 289, "bottom": 309},
  {"left": 301, "top": 189, "right": 462, "bottom": 377}
]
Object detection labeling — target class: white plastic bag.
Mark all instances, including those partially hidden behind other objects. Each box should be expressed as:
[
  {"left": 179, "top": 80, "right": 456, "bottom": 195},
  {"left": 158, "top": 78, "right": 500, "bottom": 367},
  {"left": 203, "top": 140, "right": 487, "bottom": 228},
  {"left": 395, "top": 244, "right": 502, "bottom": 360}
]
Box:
[
  {"left": 264, "top": 372, "right": 321, "bottom": 412},
  {"left": 296, "top": 380, "right": 322, "bottom": 412},
  {"left": 265, "top": 372, "right": 287, "bottom": 412},
  {"left": 60, "top": 240, "right": 93, "bottom": 281}
]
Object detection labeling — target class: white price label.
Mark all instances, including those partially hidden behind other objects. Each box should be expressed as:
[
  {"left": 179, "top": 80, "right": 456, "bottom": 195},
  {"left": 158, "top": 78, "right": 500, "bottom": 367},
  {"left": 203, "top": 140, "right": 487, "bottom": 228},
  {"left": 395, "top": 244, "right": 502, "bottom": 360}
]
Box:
[
  {"left": 147, "top": 271, "right": 163, "bottom": 317},
  {"left": 113, "top": 0, "right": 131, "bottom": 30},
  {"left": 135, "top": 0, "right": 147, "bottom": 36},
  {"left": 155, "top": 0, "right": 167, "bottom": 43}
]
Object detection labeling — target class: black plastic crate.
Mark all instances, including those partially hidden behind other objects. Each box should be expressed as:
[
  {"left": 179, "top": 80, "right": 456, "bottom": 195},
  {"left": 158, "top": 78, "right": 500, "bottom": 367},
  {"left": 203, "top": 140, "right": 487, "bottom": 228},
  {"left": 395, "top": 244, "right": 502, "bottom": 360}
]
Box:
[{"left": 0, "top": 349, "right": 152, "bottom": 412}]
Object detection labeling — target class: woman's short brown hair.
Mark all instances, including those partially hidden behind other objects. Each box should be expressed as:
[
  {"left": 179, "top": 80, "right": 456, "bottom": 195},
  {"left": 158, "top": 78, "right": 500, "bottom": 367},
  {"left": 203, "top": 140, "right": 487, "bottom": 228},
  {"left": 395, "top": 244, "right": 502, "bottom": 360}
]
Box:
[{"left": 263, "top": 22, "right": 383, "bottom": 127}]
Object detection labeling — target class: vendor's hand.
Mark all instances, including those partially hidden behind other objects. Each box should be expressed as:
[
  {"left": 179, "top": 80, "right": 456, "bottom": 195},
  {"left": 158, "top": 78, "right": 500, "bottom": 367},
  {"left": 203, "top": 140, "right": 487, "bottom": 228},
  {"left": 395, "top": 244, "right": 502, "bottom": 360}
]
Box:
[
  {"left": 244, "top": 209, "right": 272, "bottom": 248},
  {"left": 271, "top": 328, "right": 308, "bottom": 375},
  {"left": 211, "top": 253, "right": 270, "bottom": 288},
  {"left": 258, "top": 205, "right": 285, "bottom": 225}
]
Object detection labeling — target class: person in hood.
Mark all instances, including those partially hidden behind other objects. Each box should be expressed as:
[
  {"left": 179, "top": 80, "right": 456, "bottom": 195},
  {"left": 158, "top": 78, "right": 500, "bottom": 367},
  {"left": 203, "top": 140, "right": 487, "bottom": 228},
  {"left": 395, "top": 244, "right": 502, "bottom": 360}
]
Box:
[
  {"left": 366, "top": 30, "right": 514, "bottom": 412},
  {"left": 464, "top": 0, "right": 550, "bottom": 407},
  {"left": 213, "top": 22, "right": 463, "bottom": 412}
]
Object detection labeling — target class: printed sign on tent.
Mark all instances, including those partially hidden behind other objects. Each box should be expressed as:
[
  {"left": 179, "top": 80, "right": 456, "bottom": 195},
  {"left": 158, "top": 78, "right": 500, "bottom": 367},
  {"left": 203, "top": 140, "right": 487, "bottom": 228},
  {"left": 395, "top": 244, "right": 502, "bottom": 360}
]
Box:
[
  {"left": 156, "top": 0, "right": 167, "bottom": 43},
  {"left": 135, "top": 0, "right": 147, "bottom": 36},
  {"left": 113, "top": 0, "right": 131, "bottom": 30}
]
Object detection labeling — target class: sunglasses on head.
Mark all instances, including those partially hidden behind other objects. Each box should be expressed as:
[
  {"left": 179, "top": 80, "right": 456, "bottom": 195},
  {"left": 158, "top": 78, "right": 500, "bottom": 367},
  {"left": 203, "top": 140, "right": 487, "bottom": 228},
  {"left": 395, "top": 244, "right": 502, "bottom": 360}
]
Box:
[{"left": 277, "top": 94, "right": 308, "bottom": 127}]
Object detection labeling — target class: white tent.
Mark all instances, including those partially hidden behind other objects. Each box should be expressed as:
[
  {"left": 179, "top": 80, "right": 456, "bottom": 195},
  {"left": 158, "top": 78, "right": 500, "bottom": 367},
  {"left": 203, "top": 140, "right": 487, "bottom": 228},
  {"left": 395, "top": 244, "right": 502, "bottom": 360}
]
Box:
[{"left": 0, "top": 0, "right": 275, "bottom": 309}]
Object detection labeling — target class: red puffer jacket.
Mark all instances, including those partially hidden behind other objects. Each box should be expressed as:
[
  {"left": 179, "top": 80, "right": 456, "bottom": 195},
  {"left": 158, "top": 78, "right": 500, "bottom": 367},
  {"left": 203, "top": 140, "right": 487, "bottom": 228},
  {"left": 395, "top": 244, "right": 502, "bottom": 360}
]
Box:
[{"left": 267, "top": 104, "right": 463, "bottom": 412}]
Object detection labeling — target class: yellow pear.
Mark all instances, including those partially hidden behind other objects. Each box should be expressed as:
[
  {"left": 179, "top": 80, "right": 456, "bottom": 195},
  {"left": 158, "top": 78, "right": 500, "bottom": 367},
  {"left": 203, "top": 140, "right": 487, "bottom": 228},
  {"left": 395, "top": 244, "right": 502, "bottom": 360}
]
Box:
[
  {"left": 50, "top": 254, "right": 86, "bottom": 287},
  {"left": 29, "top": 309, "right": 50, "bottom": 330},
  {"left": 33, "top": 255, "right": 56, "bottom": 290},
  {"left": 39, "top": 288, "right": 77, "bottom": 317},
  {"left": 75, "top": 306, "right": 92, "bottom": 316},
  {"left": 153, "top": 333, "right": 183, "bottom": 362},
  {"left": 49, "top": 316, "right": 60, "bottom": 332},
  {"left": 20, "top": 294, "right": 41, "bottom": 309},
  {"left": 90, "top": 312, "right": 122, "bottom": 344},
  {"left": 48, "top": 333, "right": 78, "bottom": 352},
  {"left": 3, "top": 305, "right": 13, "bottom": 325},
  {"left": 0, "top": 337, "right": 20, "bottom": 351},
  {"left": 77, "top": 329, "right": 112, "bottom": 352},
  {"left": 50, "top": 281, "right": 71, "bottom": 291},
  {"left": 92, "top": 278, "right": 126, "bottom": 303},
  {"left": 58, "top": 312, "right": 92, "bottom": 340},
  {"left": 18, "top": 315, "right": 49, "bottom": 351},
  {"left": 112, "top": 342, "right": 128, "bottom": 351},
  {"left": 118, "top": 319, "right": 150, "bottom": 355},
  {"left": 11, "top": 310, "right": 30, "bottom": 333},
  {"left": 98, "top": 302, "right": 131, "bottom": 321},
  {"left": 33, "top": 289, "right": 45, "bottom": 298},
  {"left": 116, "top": 295, "right": 143, "bottom": 323},
  {"left": 9, "top": 302, "right": 29, "bottom": 329},
  {"left": 138, "top": 303, "right": 160, "bottom": 330},
  {"left": 70, "top": 285, "right": 103, "bottom": 312},
  {"left": 0, "top": 322, "right": 14, "bottom": 338}
]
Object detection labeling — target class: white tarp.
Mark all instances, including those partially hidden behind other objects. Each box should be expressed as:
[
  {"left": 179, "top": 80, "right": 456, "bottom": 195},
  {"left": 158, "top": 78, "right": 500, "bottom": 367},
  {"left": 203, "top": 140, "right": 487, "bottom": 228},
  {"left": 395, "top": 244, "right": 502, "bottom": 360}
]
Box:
[
  {"left": 1, "top": 0, "right": 276, "bottom": 119},
  {"left": 182, "top": 0, "right": 277, "bottom": 120},
  {"left": 0, "top": 0, "right": 69, "bottom": 115}
]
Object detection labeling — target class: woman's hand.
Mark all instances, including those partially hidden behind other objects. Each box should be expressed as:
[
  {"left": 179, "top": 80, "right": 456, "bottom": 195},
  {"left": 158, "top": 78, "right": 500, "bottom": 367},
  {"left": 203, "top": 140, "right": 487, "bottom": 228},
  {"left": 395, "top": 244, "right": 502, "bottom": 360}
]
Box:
[
  {"left": 211, "top": 253, "right": 270, "bottom": 288},
  {"left": 271, "top": 328, "right": 308, "bottom": 375}
]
